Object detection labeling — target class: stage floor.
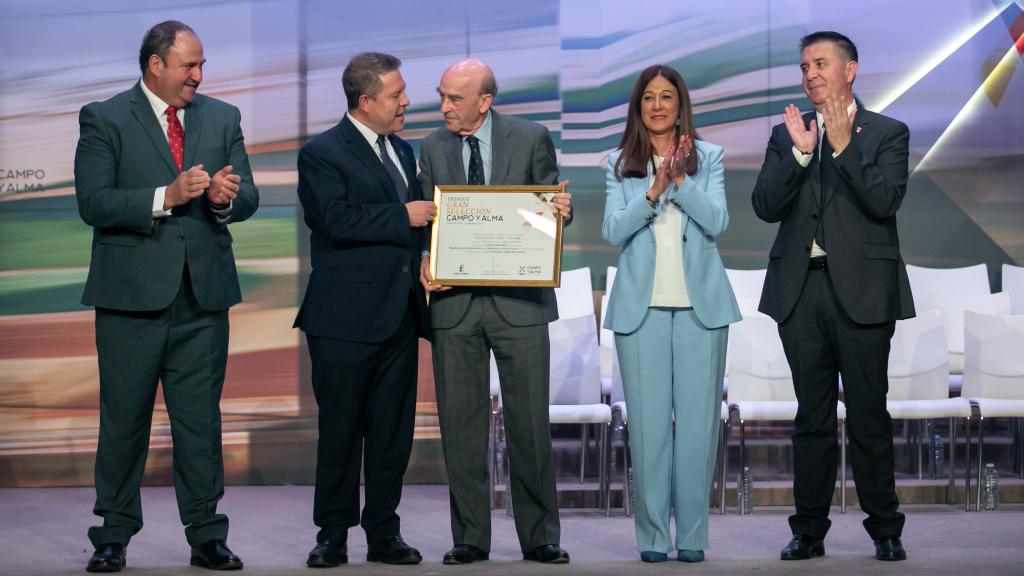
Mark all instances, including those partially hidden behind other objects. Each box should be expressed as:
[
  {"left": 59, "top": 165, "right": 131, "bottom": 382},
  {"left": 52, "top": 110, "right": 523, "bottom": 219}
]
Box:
[{"left": 3, "top": 485, "right": 1022, "bottom": 575}]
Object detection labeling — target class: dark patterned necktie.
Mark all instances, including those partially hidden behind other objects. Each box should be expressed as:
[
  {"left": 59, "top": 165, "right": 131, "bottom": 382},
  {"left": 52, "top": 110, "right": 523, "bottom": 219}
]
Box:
[
  {"left": 466, "top": 135, "right": 485, "bottom": 185},
  {"left": 166, "top": 106, "right": 183, "bottom": 172},
  {"left": 377, "top": 134, "right": 408, "bottom": 202}
]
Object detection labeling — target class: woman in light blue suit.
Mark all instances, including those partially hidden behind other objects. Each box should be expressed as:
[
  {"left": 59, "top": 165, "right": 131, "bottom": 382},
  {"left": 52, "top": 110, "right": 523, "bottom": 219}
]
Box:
[{"left": 603, "top": 64, "right": 740, "bottom": 563}]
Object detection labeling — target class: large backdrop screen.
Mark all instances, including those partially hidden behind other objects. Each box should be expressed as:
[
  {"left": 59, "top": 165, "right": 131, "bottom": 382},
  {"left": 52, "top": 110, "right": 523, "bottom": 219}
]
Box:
[{"left": 1, "top": 0, "right": 1022, "bottom": 486}]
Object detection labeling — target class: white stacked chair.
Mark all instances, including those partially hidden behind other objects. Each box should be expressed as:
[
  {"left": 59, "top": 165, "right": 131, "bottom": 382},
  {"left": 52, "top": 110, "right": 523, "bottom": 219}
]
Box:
[
  {"left": 962, "top": 310, "right": 1024, "bottom": 510},
  {"left": 724, "top": 268, "right": 767, "bottom": 316},
  {"left": 727, "top": 312, "right": 848, "bottom": 514},
  {"left": 1002, "top": 263, "right": 1024, "bottom": 315},
  {"left": 885, "top": 308, "right": 972, "bottom": 504},
  {"left": 549, "top": 267, "right": 612, "bottom": 507},
  {"left": 599, "top": 266, "right": 618, "bottom": 401},
  {"left": 906, "top": 264, "right": 991, "bottom": 377}
]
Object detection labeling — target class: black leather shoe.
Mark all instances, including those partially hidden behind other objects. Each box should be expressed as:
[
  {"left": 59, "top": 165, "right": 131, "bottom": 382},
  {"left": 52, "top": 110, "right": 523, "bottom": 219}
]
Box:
[
  {"left": 190, "top": 539, "right": 243, "bottom": 570},
  {"left": 367, "top": 535, "right": 422, "bottom": 565},
  {"left": 307, "top": 540, "right": 348, "bottom": 567},
  {"left": 87, "top": 543, "right": 126, "bottom": 572},
  {"left": 780, "top": 535, "right": 825, "bottom": 560},
  {"left": 523, "top": 544, "right": 570, "bottom": 564},
  {"left": 874, "top": 536, "right": 907, "bottom": 561},
  {"left": 443, "top": 544, "right": 489, "bottom": 565}
]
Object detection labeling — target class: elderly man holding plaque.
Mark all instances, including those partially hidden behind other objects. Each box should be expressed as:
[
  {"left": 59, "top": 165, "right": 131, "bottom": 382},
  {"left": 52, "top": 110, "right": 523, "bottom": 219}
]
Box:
[{"left": 418, "top": 58, "right": 572, "bottom": 565}]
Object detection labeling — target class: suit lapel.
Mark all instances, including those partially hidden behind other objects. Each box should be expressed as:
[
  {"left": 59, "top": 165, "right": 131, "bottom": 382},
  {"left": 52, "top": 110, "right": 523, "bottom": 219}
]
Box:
[
  {"left": 391, "top": 134, "right": 417, "bottom": 200},
  {"left": 183, "top": 98, "right": 203, "bottom": 171},
  {"left": 341, "top": 116, "right": 397, "bottom": 200},
  {"left": 129, "top": 83, "right": 179, "bottom": 178},
  {"left": 443, "top": 130, "right": 466, "bottom": 185},
  {"left": 489, "top": 111, "right": 512, "bottom": 185}
]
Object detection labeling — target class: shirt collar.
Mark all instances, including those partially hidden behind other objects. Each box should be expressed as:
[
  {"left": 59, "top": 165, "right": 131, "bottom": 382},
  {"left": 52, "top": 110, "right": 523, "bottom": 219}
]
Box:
[
  {"left": 346, "top": 111, "right": 386, "bottom": 153},
  {"left": 139, "top": 78, "right": 176, "bottom": 120},
  {"left": 816, "top": 99, "right": 858, "bottom": 131},
  {"left": 463, "top": 110, "right": 492, "bottom": 146}
]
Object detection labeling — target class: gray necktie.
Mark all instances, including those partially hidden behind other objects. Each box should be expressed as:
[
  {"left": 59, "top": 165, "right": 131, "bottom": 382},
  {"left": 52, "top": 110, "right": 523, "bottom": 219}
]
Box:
[{"left": 377, "top": 134, "right": 408, "bottom": 202}]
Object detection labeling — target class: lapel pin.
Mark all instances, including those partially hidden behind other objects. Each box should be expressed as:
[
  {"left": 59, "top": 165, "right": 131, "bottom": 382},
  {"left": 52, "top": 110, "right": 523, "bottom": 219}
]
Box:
[{"left": 855, "top": 126, "right": 862, "bottom": 134}]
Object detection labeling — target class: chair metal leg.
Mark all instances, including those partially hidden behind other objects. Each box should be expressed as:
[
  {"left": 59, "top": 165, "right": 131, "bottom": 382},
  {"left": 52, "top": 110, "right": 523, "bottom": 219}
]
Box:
[
  {"left": 1018, "top": 417, "right": 1024, "bottom": 480},
  {"left": 841, "top": 418, "right": 847, "bottom": 514},
  {"left": 976, "top": 416, "right": 985, "bottom": 512},
  {"left": 623, "top": 424, "right": 632, "bottom": 517},
  {"left": 921, "top": 416, "right": 929, "bottom": 479},
  {"left": 964, "top": 415, "right": 972, "bottom": 512},
  {"left": 598, "top": 422, "right": 609, "bottom": 511},
  {"left": 579, "top": 424, "right": 588, "bottom": 483},
  {"left": 947, "top": 417, "right": 956, "bottom": 505},
  {"left": 738, "top": 418, "right": 746, "bottom": 515},
  {"left": 719, "top": 419, "right": 728, "bottom": 515}
]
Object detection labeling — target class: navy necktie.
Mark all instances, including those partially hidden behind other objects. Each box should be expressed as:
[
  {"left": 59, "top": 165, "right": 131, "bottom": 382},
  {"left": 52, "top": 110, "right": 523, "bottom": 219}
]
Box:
[
  {"left": 377, "top": 134, "right": 408, "bottom": 202},
  {"left": 466, "top": 135, "right": 485, "bottom": 185}
]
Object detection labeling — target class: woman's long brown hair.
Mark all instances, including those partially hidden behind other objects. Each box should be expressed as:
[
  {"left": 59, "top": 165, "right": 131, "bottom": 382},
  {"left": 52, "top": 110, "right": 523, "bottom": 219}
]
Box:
[{"left": 614, "top": 64, "right": 700, "bottom": 181}]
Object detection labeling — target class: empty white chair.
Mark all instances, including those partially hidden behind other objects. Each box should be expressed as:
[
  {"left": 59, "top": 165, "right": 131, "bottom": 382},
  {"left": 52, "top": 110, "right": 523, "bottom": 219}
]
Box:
[
  {"left": 727, "top": 312, "right": 848, "bottom": 514},
  {"left": 599, "top": 294, "right": 619, "bottom": 405},
  {"left": 725, "top": 268, "right": 767, "bottom": 316},
  {"left": 906, "top": 263, "right": 990, "bottom": 305},
  {"left": 1002, "top": 264, "right": 1024, "bottom": 315},
  {"left": 962, "top": 311, "right": 1024, "bottom": 510},
  {"left": 922, "top": 292, "right": 1010, "bottom": 376},
  {"left": 605, "top": 265, "right": 617, "bottom": 295},
  {"left": 906, "top": 264, "right": 991, "bottom": 376},
  {"left": 886, "top": 308, "right": 971, "bottom": 503},
  {"left": 599, "top": 267, "right": 618, "bottom": 400},
  {"left": 550, "top": 267, "right": 612, "bottom": 505}
]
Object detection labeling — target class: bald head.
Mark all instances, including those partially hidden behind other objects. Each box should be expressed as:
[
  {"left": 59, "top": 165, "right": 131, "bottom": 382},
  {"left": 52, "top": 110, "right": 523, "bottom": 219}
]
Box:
[{"left": 438, "top": 58, "right": 498, "bottom": 136}]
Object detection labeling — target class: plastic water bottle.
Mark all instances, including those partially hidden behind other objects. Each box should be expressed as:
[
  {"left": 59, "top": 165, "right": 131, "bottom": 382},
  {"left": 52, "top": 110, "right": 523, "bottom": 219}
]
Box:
[
  {"left": 982, "top": 463, "right": 999, "bottom": 511},
  {"left": 737, "top": 466, "right": 753, "bottom": 514}
]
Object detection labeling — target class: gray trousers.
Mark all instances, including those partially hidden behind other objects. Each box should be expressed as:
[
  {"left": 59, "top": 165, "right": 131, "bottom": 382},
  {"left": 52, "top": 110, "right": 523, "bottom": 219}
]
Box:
[{"left": 432, "top": 294, "right": 560, "bottom": 553}]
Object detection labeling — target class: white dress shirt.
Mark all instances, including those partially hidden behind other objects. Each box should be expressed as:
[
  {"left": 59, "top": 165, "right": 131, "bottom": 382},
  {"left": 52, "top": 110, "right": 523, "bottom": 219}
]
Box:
[
  {"left": 791, "top": 100, "right": 858, "bottom": 257},
  {"left": 648, "top": 155, "right": 692, "bottom": 308}
]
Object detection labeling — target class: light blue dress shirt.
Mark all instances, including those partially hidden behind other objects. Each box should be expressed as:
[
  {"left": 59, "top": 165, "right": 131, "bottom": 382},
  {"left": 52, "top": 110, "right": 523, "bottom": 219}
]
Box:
[{"left": 462, "top": 110, "right": 493, "bottom": 184}]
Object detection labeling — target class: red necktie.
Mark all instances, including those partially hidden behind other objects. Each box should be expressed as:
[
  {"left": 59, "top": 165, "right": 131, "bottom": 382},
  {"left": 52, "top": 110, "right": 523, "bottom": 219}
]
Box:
[{"left": 166, "top": 106, "right": 184, "bottom": 172}]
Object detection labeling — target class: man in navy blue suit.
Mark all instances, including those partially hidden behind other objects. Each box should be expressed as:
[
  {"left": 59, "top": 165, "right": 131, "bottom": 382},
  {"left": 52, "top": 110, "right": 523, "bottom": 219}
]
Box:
[{"left": 294, "top": 52, "right": 434, "bottom": 567}]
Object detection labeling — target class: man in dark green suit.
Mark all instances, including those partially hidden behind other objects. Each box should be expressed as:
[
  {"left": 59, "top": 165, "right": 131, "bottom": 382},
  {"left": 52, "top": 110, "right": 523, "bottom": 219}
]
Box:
[{"left": 74, "top": 20, "right": 258, "bottom": 572}]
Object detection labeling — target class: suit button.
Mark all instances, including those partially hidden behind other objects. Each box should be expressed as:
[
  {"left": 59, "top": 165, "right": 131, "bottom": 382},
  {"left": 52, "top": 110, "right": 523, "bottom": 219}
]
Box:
[
  {"left": 812, "top": 213, "right": 819, "bottom": 220},
  {"left": 683, "top": 234, "right": 688, "bottom": 242},
  {"left": 402, "top": 265, "right": 409, "bottom": 273},
  {"left": 804, "top": 246, "right": 811, "bottom": 253},
  {"left": 178, "top": 235, "right": 185, "bottom": 243}
]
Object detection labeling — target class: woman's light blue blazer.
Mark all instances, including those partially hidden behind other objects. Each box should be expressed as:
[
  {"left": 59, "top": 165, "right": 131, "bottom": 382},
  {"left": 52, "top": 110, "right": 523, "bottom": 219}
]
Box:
[{"left": 602, "top": 140, "right": 741, "bottom": 332}]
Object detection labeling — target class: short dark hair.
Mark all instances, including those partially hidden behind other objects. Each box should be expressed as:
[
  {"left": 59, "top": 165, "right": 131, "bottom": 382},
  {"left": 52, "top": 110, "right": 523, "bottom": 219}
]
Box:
[
  {"left": 800, "top": 31, "right": 858, "bottom": 63},
  {"left": 343, "top": 52, "right": 402, "bottom": 111},
  {"left": 139, "top": 20, "right": 195, "bottom": 74}
]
